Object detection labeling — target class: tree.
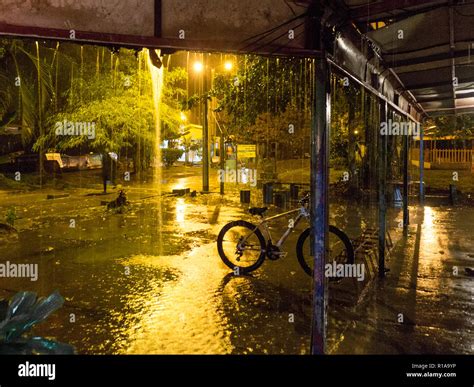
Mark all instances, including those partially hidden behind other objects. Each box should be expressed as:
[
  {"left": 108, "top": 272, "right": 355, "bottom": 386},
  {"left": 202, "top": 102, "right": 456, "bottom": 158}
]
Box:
[
  {"left": 211, "top": 55, "right": 313, "bottom": 141},
  {"left": 0, "top": 39, "right": 56, "bottom": 150},
  {"left": 29, "top": 46, "right": 186, "bottom": 172},
  {"left": 426, "top": 115, "right": 474, "bottom": 138},
  {"left": 161, "top": 148, "right": 184, "bottom": 168}
]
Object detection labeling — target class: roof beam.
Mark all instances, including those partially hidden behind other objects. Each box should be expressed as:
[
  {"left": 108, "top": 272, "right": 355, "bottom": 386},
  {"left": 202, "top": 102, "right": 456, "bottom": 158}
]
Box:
[
  {"left": 417, "top": 92, "right": 474, "bottom": 103},
  {"left": 419, "top": 94, "right": 474, "bottom": 105},
  {"left": 0, "top": 21, "right": 321, "bottom": 57},
  {"left": 328, "top": 56, "right": 420, "bottom": 122},
  {"left": 404, "top": 75, "right": 474, "bottom": 91},
  {"left": 425, "top": 105, "right": 474, "bottom": 115},
  {"left": 388, "top": 48, "right": 471, "bottom": 68},
  {"left": 349, "top": 0, "right": 448, "bottom": 22},
  {"left": 449, "top": 4, "right": 456, "bottom": 113}
]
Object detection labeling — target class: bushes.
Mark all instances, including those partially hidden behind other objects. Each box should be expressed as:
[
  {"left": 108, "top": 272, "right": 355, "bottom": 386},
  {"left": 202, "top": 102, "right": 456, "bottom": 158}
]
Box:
[
  {"left": 6, "top": 207, "right": 17, "bottom": 226},
  {"left": 161, "top": 148, "right": 183, "bottom": 168}
]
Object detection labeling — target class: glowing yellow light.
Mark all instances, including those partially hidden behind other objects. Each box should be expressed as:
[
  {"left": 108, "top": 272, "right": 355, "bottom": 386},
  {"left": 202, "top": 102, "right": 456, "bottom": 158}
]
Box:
[
  {"left": 193, "top": 61, "right": 203, "bottom": 73},
  {"left": 224, "top": 61, "right": 233, "bottom": 71},
  {"left": 180, "top": 112, "right": 187, "bottom": 122},
  {"left": 175, "top": 197, "right": 186, "bottom": 224},
  {"left": 354, "top": 130, "right": 359, "bottom": 134}
]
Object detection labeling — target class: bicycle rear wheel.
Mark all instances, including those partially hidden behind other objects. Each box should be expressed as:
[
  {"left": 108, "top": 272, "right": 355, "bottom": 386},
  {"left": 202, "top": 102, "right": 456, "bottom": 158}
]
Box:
[
  {"left": 296, "top": 225, "right": 355, "bottom": 277},
  {"left": 217, "top": 220, "right": 266, "bottom": 274}
]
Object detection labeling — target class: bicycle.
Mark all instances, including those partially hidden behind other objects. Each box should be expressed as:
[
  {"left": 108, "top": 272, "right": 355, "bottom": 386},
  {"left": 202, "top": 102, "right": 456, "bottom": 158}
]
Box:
[{"left": 217, "top": 194, "right": 355, "bottom": 275}]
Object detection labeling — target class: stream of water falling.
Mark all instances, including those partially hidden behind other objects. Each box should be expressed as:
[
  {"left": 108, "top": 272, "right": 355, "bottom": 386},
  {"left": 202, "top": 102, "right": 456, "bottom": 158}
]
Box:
[{"left": 145, "top": 48, "right": 164, "bottom": 255}]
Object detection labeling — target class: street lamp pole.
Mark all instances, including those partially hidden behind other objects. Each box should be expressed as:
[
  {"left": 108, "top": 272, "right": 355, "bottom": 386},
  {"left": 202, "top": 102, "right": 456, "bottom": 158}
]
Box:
[
  {"left": 220, "top": 132, "right": 225, "bottom": 195},
  {"left": 202, "top": 69, "right": 210, "bottom": 193},
  {"left": 194, "top": 58, "right": 234, "bottom": 194}
]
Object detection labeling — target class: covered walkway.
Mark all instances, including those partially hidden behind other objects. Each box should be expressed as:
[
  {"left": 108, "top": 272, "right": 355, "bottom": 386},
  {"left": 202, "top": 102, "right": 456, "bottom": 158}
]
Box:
[{"left": 0, "top": 0, "right": 472, "bottom": 355}]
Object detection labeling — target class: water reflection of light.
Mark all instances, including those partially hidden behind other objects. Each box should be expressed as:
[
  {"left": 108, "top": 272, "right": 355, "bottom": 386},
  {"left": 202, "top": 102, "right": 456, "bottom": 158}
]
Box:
[
  {"left": 176, "top": 198, "right": 186, "bottom": 224},
  {"left": 422, "top": 206, "right": 436, "bottom": 245},
  {"left": 122, "top": 247, "right": 234, "bottom": 354},
  {"left": 240, "top": 168, "right": 248, "bottom": 184},
  {"left": 420, "top": 206, "right": 444, "bottom": 276},
  {"left": 171, "top": 179, "right": 187, "bottom": 191}
]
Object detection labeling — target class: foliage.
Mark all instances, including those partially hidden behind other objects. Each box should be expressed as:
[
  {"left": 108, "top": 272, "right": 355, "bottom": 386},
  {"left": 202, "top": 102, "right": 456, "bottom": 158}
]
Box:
[
  {"left": 426, "top": 115, "right": 474, "bottom": 138},
  {"left": 5, "top": 207, "right": 17, "bottom": 226},
  {"left": 181, "top": 136, "right": 201, "bottom": 165},
  {"left": 212, "top": 56, "right": 313, "bottom": 134},
  {"left": 44, "top": 48, "right": 186, "bottom": 160},
  {"left": 208, "top": 55, "right": 364, "bottom": 164},
  {"left": 0, "top": 39, "right": 57, "bottom": 147},
  {"left": 330, "top": 77, "right": 363, "bottom": 166},
  {"left": 0, "top": 41, "right": 186, "bottom": 172},
  {"left": 161, "top": 148, "right": 183, "bottom": 167},
  {"left": 185, "top": 55, "right": 313, "bottom": 146}
]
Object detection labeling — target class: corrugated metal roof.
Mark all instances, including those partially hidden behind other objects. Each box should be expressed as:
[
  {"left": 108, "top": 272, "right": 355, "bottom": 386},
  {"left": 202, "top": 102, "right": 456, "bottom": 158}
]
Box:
[{"left": 353, "top": 1, "right": 474, "bottom": 116}]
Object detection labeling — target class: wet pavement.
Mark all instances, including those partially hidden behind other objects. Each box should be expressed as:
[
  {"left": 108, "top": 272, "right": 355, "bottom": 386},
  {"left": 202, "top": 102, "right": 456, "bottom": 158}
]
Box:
[
  {"left": 0, "top": 168, "right": 472, "bottom": 354},
  {"left": 336, "top": 206, "right": 474, "bottom": 354}
]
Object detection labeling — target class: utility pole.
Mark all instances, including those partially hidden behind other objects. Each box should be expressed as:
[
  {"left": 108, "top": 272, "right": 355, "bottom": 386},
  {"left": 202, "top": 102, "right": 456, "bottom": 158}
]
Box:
[
  {"left": 195, "top": 58, "right": 234, "bottom": 193},
  {"left": 220, "top": 132, "right": 225, "bottom": 195},
  {"left": 308, "top": 2, "right": 329, "bottom": 355},
  {"left": 378, "top": 101, "right": 388, "bottom": 277},
  {"left": 403, "top": 118, "right": 410, "bottom": 232}
]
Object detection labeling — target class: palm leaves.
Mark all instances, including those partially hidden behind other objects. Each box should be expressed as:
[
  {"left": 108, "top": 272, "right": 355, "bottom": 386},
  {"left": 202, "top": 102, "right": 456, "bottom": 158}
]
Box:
[
  {"left": 1, "top": 42, "right": 186, "bottom": 173},
  {"left": 0, "top": 40, "right": 56, "bottom": 147}
]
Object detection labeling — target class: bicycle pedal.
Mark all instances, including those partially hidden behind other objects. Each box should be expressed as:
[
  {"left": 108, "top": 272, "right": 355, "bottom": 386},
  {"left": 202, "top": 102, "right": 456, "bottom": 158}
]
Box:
[{"left": 268, "top": 251, "right": 287, "bottom": 260}]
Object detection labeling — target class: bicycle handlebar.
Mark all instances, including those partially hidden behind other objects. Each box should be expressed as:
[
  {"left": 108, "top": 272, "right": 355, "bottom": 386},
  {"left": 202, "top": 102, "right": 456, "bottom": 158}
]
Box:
[{"left": 299, "top": 192, "right": 310, "bottom": 205}]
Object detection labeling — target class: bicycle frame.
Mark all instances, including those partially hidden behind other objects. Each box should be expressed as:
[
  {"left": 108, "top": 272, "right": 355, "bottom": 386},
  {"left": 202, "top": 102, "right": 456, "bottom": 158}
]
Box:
[{"left": 244, "top": 205, "right": 310, "bottom": 251}]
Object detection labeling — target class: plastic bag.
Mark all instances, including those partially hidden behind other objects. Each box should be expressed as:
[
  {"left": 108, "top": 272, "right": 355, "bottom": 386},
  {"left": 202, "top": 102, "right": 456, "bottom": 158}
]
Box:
[{"left": 0, "top": 290, "right": 75, "bottom": 354}]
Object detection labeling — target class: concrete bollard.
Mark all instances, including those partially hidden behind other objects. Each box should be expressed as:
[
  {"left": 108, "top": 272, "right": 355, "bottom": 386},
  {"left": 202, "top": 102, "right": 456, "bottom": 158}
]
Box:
[
  {"left": 240, "top": 190, "right": 251, "bottom": 204},
  {"left": 274, "top": 190, "right": 289, "bottom": 208},
  {"left": 393, "top": 185, "right": 403, "bottom": 208},
  {"left": 263, "top": 183, "right": 273, "bottom": 205},
  {"left": 449, "top": 184, "right": 457, "bottom": 204},
  {"left": 290, "top": 184, "right": 299, "bottom": 201}
]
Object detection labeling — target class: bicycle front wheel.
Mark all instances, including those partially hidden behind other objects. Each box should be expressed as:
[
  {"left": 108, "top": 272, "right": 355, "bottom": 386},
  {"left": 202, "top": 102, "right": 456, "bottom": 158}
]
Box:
[
  {"left": 296, "top": 225, "right": 355, "bottom": 277},
  {"left": 217, "top": 220, "right": 266, "bottom": 274}
]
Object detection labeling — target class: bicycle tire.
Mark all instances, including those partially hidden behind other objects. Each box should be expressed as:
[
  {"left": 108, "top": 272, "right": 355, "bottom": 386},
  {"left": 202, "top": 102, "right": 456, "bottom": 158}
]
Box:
[
  {"left": 296, "top": 225, "right": 355, "bottom": 277},
  {"left": 217, "top": 220, "right": 266, "bottom": 274}
]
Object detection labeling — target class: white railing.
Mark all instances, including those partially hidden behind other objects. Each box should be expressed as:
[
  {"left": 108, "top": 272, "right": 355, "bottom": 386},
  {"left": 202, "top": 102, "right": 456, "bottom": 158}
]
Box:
[{"left": 431, "top": 149, "right": 473, "bottom": 164}]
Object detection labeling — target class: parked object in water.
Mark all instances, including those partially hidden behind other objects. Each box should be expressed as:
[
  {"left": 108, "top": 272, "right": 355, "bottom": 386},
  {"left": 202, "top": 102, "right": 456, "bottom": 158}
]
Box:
[
  {"left": 107, "top": 190, "right": 129, "bottom": 211},
  {"left": 0, "top": 223, "right": 18, "bottom": 243}
]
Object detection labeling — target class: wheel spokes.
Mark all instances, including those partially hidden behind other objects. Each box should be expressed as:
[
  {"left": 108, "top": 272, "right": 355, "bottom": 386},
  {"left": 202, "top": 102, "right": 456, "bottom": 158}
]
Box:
[{"left": 220, "top": 226, "right": 262, "bottom": 268}]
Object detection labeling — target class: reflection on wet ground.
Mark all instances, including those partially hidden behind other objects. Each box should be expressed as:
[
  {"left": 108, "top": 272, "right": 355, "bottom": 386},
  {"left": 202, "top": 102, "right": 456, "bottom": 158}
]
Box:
[
  {"left": 336, "top": 206, "right": 474, "bottom": 354},
  {"left": 0, "top": 182, "right": 472, "bottom": 354}
]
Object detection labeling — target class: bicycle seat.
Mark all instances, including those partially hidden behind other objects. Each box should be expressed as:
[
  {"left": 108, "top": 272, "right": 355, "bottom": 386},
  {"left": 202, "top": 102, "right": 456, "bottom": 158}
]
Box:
[{"left": 249, "top": 207, "right": 268, "bottom": 216}]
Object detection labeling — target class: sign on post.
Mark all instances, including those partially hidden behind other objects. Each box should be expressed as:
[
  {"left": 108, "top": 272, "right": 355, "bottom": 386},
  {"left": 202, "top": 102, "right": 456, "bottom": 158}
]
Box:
[{"left": 237, "top": 144, "right": 256, "bottom": 159}]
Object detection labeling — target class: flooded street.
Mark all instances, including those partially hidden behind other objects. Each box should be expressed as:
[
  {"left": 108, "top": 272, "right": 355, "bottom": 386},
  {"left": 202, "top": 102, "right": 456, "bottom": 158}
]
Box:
[
  {"left": 0, "top": 172, "right": 312, "bottom": 354},
  {"left": 0, "top": 168, "right": 472, "bottom": 354},
  {"left": 1, "top": 5, "right": 474, "bottom": 385}
]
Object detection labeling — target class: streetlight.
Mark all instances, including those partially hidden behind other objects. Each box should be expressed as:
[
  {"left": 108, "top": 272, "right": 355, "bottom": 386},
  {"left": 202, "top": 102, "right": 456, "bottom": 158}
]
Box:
[
  {"left": 193, "top": 61, "right": 203, "bottom": 73},
  {"left": 224, "top": 61, "right": 233, "bottom": 71}
]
